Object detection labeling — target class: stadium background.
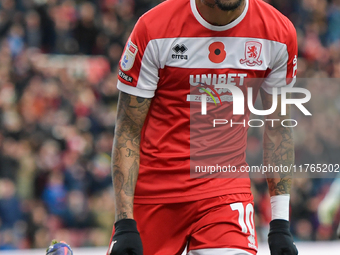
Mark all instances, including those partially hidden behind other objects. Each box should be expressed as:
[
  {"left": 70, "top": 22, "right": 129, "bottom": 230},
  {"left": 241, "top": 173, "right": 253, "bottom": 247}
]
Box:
[{"left": 0, "top": 0, "right": 339, "bottom": 252}]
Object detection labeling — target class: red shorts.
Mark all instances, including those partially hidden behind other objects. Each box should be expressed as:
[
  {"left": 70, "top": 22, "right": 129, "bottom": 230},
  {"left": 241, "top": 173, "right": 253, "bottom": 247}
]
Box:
[{"left": 108, "top": 193, "right": 258, "bottom": 255}]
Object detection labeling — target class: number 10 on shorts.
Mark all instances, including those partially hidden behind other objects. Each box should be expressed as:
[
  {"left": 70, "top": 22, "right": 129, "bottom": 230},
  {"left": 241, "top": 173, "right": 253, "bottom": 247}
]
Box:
[{"left": 231, "top": 203, "right": 257, "bottom": 248}]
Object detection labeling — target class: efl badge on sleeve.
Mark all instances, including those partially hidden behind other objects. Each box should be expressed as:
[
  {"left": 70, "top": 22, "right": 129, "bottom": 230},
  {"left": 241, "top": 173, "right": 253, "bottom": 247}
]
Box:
[
  {"left": 240, "top": 41, "right": 263, "bottom": 66},
  {"left": 121, "top": 40, "right": 138, "bottom": 71}
]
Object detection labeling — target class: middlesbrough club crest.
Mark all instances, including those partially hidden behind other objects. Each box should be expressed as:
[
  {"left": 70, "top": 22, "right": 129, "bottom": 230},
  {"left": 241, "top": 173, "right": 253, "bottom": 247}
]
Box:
[{"left": 240, "top": 41, "right": 263, "bottom": 66}]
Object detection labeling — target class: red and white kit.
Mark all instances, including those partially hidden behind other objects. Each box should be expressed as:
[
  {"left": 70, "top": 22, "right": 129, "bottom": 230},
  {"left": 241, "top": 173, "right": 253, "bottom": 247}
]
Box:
[{"left": 113, "top": 0, "right": 297, "bottom": 254}]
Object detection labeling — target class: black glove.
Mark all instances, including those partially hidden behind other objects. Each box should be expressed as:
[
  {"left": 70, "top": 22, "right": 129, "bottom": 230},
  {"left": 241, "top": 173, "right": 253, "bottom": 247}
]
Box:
[
  {"left": 268, "top": 219, "right": 298, "bottom": 255},
  {"left": 337, "top": 222, "right": 340, "bottom": 239},
  {"left": 109, "top": 219, "right": 143, "bottom": 255}
]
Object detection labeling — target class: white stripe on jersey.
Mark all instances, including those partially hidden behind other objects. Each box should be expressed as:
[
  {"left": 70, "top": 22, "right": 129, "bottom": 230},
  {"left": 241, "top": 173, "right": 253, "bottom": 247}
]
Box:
[{"left": 135, "top": 37, "right": 290, "bottom": 94}]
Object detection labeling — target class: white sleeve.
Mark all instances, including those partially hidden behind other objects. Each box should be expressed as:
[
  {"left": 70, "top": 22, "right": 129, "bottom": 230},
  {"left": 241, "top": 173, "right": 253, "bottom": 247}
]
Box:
[
  {"left": 117, "top": 18, "right": 159, "bottom": 98},
  {"left": 261, "top": 45, "right": 296, "bottom": 94},
  {"left": 262, "top": 22, "right": 298, "bottom": 94}
]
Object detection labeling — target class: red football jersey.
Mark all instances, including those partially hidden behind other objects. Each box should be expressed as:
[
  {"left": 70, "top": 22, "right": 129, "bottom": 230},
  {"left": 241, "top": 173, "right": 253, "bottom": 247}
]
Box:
[{"left": 117, "top": 0, "right": 297, "bottom": 203}]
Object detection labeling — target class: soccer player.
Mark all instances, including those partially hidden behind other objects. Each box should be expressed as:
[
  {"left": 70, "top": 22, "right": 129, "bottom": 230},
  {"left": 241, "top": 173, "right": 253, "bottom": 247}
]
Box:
[
  {"left": 318, "top": 175, "right": 340, "bottom": 239},
  {"left": 108, "top": 0, "right": 298, "bottom": 254}
]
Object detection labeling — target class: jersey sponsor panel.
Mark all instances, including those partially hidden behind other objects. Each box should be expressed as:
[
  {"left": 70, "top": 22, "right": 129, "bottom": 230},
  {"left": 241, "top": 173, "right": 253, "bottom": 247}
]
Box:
[{"left": 152, "top": 37, "right": 286, "bottom": 71}]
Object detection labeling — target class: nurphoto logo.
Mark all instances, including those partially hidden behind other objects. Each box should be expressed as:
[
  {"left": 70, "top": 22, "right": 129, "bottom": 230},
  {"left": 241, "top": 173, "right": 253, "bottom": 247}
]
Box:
[{"left": 200, "top": 85, "right": 312, "bottom": 128}]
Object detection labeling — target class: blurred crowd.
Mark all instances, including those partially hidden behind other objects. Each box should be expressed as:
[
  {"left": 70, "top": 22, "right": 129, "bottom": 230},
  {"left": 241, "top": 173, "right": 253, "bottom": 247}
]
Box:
[{"left": 0, "top": 0, "right": 339, "bottom": 250}]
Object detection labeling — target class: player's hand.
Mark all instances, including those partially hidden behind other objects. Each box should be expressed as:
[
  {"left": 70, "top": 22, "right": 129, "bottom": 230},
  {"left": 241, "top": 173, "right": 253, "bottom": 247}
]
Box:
[
  {"left": 268, "top": 220, "right": 298, "bottom": 255},
  {"left": 109, "top": 219, "right": 143, "bottom": 255}
]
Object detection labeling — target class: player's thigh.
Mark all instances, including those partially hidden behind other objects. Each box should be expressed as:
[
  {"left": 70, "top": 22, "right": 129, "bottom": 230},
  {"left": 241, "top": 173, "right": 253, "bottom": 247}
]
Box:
[
  {"left": 134, "top": 203, "right": 191, "bottom": 255},
  {"left": 188, "top": 193, "right": 258, "bottom": 255}
]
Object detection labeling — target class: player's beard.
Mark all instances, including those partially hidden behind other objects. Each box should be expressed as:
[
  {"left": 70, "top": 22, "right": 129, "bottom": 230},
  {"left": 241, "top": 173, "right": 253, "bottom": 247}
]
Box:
[{"left": 215, "top": 0, "right": 244, "bottom": 11}]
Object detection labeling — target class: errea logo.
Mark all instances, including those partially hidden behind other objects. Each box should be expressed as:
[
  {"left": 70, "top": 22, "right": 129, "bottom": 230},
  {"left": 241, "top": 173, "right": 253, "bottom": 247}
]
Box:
[
  {"left": 173, "top": 44, "right": 187, "bottom": 53},
  {"left": 172, "top": 44, "right": 188, "bottom": 60}
]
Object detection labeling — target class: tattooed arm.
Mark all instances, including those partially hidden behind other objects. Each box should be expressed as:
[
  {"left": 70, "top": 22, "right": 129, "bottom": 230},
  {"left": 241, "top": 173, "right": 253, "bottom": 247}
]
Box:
[
  {"left": 112, "top": 91, "right": 151, "bottom": 222},
  {"left": 260, "top": 88, "right": 294, "bottom": 196},
  {"left": 261, "top": 88, "right": 298, "bottom": 255}
]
